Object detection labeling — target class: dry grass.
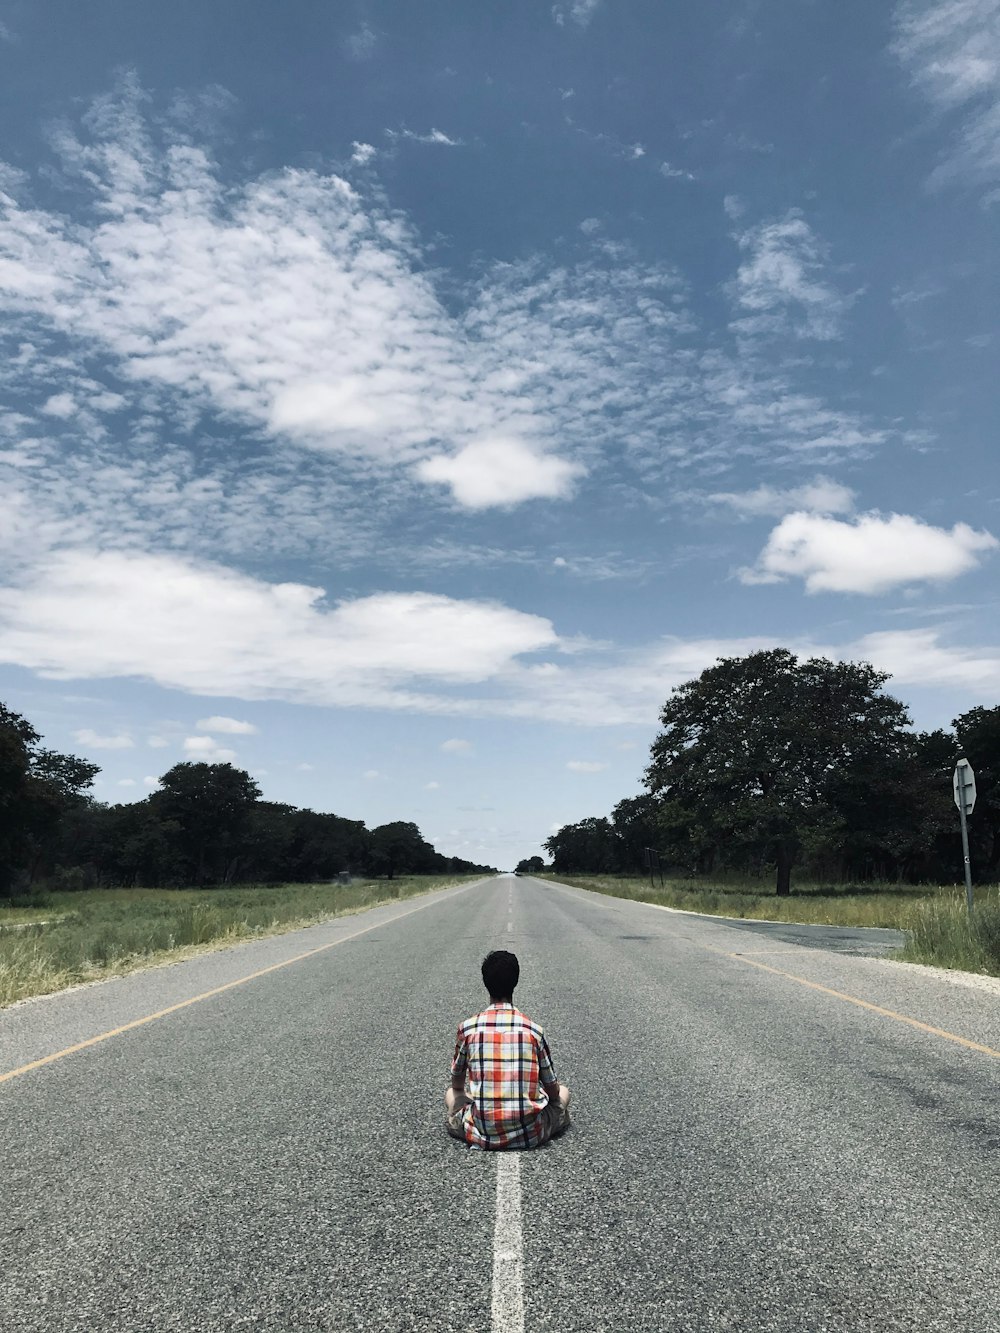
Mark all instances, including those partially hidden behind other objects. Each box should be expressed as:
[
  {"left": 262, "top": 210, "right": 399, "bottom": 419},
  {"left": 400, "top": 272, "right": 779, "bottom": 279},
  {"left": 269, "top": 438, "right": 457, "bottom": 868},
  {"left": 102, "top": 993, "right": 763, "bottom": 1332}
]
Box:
[
  {"left": 0, "top": 876, "right": 477, "bottom": 1008},
  {"left": 541, "top": 873, "right": 964, "bottom": 930}
]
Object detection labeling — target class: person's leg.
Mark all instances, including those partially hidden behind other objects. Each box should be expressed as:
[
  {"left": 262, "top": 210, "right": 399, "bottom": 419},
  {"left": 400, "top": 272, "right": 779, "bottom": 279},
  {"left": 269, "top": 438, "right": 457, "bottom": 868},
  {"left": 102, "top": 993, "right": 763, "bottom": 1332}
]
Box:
[{"left": 552, "top": 1083, "right": 571, "bottom": 1136}]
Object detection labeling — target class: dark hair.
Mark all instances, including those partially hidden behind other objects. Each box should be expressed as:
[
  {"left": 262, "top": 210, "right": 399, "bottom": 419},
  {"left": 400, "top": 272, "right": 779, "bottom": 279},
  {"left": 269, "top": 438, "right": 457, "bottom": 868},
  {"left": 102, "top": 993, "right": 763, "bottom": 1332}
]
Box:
[{"left": 482, "top": 950, "right": 519, "bottom": 999}]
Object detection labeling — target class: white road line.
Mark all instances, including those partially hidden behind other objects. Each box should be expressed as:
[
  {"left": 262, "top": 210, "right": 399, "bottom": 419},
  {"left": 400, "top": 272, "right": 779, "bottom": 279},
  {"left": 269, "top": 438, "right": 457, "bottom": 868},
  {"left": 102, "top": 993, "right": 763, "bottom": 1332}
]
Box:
[
  {"left": 507, "top": 919, "right": 514, "bottom": 933},
  {"left": 491, "top": 1155, "right": 525, "bottom": 1333}
]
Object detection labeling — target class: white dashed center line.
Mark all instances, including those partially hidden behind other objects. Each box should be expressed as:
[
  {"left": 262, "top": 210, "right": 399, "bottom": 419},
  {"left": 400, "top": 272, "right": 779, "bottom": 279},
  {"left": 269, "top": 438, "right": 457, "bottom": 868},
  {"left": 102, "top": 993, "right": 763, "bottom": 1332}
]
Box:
[{"left": 491, "top": 1155, "right": 525, "bottom": 1333}]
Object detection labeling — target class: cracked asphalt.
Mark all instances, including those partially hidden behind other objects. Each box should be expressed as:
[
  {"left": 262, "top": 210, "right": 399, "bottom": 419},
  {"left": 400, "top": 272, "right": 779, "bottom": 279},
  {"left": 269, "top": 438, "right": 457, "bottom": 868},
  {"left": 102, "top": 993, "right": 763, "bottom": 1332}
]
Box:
[{"left": 2, "top": 874, "right": 1000, "bottom": 1331}]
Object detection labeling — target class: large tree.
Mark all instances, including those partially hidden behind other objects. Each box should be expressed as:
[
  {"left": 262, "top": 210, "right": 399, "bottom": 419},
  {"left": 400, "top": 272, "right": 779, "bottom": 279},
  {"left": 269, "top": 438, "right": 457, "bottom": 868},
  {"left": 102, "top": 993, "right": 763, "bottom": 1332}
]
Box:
[
  {"left": 152, "top": 762, "right": 261, "bottom": 885},
  {"left": 368, "top": 821, "right": 437, "bottom": 879},
  {"left": 644, "top": 650, "right": 913, "bottom": 895}
]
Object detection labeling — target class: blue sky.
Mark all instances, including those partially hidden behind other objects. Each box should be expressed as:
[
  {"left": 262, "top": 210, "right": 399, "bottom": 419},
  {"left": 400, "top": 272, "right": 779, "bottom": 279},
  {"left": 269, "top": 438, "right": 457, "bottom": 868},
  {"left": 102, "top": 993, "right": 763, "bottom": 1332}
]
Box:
[{"left": 0, "top": 0, "right": 998, "bottom": 868}]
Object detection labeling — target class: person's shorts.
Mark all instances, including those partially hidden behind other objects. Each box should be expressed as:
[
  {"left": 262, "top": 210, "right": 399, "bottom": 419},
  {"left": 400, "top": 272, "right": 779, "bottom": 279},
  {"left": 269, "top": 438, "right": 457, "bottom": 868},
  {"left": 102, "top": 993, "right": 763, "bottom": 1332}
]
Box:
[{"left": 445, "top": 1101, "right": 570, "bottom": 1147}]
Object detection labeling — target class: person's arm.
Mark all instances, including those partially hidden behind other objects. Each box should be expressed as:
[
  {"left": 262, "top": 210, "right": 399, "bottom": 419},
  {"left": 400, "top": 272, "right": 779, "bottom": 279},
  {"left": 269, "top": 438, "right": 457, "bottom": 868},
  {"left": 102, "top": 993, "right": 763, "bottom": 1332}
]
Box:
[
  {"left": 537, "top": 1032, "right": 560, "bottom": 1101},
  {"left": 450, "top": 1029, "right": 469, "bottom": 1098}
]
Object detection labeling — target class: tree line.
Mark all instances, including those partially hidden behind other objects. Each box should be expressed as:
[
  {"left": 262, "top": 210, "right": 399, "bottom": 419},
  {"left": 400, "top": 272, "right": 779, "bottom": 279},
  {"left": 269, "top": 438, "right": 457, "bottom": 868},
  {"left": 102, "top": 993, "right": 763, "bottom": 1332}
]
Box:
[
  {"left": 0, "top": 702, "right": 494, "bottom": 897},
  {"left": 541, "top": 649, "right": 999, "bottom": 895}
]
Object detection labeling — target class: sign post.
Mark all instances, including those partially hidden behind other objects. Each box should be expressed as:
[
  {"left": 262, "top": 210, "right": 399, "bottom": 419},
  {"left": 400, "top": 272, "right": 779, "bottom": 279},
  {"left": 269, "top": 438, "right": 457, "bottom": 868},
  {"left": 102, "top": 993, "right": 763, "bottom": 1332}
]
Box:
[
  {"left": 643, "top": 847, "right": 664, "bottom": 889},
  {"left": 953, "top": 757, "right": 977, "bottom": 919}
]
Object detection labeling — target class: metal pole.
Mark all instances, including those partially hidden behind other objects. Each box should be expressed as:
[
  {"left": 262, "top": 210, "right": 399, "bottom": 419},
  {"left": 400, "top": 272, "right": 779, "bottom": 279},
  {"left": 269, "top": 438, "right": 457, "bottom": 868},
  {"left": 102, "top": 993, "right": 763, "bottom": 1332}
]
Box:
[{"left": 957, "top": 770, "right": 974, "bottom": 919}]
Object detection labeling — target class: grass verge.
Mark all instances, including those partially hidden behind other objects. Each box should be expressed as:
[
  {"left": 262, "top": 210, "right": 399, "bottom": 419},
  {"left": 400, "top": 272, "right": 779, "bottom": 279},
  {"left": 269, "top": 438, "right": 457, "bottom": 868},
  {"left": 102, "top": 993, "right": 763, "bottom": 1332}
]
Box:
[
  {"left": 898, "top": 890, "right": 1000, "bottom": 975},
  {"left": 539, "top": 873, "right": 932, "bottom": 928},
  {"left": 0, "top": 876, "right": 477, "bottom": 1008}
]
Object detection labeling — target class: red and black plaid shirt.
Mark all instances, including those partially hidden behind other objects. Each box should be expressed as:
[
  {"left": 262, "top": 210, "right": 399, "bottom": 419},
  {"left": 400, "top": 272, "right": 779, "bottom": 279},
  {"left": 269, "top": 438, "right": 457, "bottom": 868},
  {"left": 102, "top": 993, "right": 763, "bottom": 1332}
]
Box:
[{"left": 451, "top": 1001, "right": 559, "bottom": 1150}]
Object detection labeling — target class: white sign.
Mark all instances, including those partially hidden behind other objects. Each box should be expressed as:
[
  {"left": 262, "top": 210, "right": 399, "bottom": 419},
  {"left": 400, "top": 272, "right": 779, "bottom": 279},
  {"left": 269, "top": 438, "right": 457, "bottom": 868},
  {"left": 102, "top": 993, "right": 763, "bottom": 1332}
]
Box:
[{"left": 953, "top": 758, "right": 977, "bottom": 816}]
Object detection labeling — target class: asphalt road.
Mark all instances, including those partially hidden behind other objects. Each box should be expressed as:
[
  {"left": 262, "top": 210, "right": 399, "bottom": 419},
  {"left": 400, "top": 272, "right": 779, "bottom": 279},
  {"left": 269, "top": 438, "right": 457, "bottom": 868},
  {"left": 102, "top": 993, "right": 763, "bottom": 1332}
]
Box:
[{"left": 3, "top": 874, "right": 1000, "bottom": 1332}]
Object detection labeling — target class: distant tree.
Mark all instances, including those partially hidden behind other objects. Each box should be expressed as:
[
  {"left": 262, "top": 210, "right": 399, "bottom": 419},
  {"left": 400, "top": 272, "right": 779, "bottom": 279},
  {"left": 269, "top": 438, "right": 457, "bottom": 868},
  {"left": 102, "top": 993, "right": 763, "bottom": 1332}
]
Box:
[
  {"left": 544, "top": 817, "right": 618, "bottom": 873},
  {"left": 152, "top": 763, "right": 261, "bottom": 884},
  {"left": 368, "top": 821, "right": 437, "bottom": 879},
  {"left": 645, "top": 650, "right": 913, "bottom": 895},
  {"left": 514, "top": 856, "right": 545, "bottom": 875}
]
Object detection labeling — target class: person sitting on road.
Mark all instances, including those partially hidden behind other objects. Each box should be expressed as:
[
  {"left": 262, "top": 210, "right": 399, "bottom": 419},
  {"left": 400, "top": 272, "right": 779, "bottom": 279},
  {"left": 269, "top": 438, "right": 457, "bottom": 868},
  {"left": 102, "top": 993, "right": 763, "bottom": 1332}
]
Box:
[{"left": 445, "top": 949, "right": 570, "bottom": 1150}]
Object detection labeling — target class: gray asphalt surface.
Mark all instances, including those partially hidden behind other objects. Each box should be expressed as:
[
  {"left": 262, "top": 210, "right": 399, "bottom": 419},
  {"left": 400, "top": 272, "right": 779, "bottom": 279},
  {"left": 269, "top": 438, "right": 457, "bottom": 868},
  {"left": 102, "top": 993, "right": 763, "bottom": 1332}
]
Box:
[
  {"left": 3, "top": 874, "right": 1000, "bottom": 1331},
  {"left": 657, "top": 908, "right": 907, "bottom": 956}
]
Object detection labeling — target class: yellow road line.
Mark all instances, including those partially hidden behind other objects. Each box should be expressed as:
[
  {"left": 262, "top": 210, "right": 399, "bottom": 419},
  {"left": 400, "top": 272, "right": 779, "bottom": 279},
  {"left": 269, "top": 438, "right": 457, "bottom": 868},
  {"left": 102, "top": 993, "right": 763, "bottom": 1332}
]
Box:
[
  {"left": 727, "top": 952, "right": 1000, "bottom": 1060},
  {"left": 0, "top": 883, "right": 478, "bottom": 1086}
]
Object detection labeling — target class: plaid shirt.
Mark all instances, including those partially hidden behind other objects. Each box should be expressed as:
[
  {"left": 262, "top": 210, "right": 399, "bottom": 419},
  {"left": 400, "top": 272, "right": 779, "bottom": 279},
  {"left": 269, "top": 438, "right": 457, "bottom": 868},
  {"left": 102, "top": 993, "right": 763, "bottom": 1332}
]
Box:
[{"left": 451, "top": 1001, "right": 558, "bottom": 1150}]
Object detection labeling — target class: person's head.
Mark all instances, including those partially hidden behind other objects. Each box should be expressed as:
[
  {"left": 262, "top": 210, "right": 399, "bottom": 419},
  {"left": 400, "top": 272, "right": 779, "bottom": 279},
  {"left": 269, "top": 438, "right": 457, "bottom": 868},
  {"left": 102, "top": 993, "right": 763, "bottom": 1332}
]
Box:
[{"left": 482, "top": 949, "right": 519, "bottom": 1002}]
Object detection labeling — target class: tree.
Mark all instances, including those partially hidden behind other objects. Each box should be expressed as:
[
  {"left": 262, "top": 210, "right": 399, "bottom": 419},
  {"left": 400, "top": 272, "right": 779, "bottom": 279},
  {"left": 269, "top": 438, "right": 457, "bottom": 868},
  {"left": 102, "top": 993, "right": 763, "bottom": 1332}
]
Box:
[
  {"left": 954, "top": 707, "right": 1000, "bottom": 880},
  {"left": 610, "top": 795, "right": 663, "bottom": 873},
  {"left": 152, "top": 763, "right": 261, "bottom": 884},
  {"left": 544, "top": 817, "right": 617, "bottom": 873},
  {"left": 514, "top": 856, "right": 545, "bottom": 875},
  {"left": 368, "top": 821, "right": 437, "bottom": 879},
  {"left": 644, "top": 650, "right": 913, "bottom": 895},
  {"left": 0, "top": 703, "right": 99, "bottom": 895}
]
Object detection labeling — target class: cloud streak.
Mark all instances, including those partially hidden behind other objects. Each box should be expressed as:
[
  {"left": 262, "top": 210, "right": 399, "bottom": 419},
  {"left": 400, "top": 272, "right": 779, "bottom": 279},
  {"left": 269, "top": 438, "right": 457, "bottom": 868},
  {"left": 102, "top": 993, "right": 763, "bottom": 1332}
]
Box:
[{"left": 893, "top": 0, "right": 1000, "bottom": 193}]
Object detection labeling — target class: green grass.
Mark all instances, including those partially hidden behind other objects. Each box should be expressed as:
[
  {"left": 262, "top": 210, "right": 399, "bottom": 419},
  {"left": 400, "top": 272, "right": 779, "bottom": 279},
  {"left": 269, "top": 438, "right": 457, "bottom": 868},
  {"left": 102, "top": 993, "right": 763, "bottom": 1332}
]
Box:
[
  {"left": 898, "top": 889, "right": 1000, "bottom": 975},
  {"left": 0, "top": 876, "right": 478, "bottom": 1008}
]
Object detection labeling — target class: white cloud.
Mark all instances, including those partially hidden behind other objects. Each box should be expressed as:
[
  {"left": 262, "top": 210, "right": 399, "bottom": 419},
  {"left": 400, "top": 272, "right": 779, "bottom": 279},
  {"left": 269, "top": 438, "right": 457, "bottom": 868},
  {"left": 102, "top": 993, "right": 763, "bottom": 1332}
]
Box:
[
  {"left": 182, "top": 735, "right": 237, "bottom": 762},
  {"left": 416, "top": 436, "right": 585, "bottom": 509},
  {"left": 387, "top": 127, "right": 463, "bottom": 147},
  {"left": 40, "top": 393, "right": 76, "bottom": 419},
  {"left": 117, "top": 778, "right": 136, "bottom": 787},
  {"left": 425, "top": 780, "right": 441, "bottom": 790},
  {"left": 147, "top": 735, "right": 169, "bottom": 748},
  {"left": 660, "top": 162, "right": 695, "bottom": 180},
  {"left": 143, "top": 775, "right": 158, "bottom": 787},
  {"left": 0, "top": 85, "right": 895, "bottom": 538},
  {"left": 893, "top": 0, "right": 1000, "bottom": 191},
  {"left": 441, "top": 738, "right": 472, "bottom": 753},
  {"left": 852, "top": 627, "right": 1000, "bottom": 692},
  {"left": 363, "top": 769, "right": 381, "bottom": 780},
  {"left": 0, "top": 549, "right": 558, "bottom": 707},
  {"left": 553, "top": 0, "right": 603, "bottom": 27},
  {"left": 731, "top": 213, "right": 849, "bottom": 340},
  {"left": 344, "top": 23, "right": 377, "bottom": 60},
  {"left": 196, "top": 715, "right": 257, "bottom": 734},
  {"left": 707, "top": 476, "right": 856, "bottom": 518},
  {"left": 566, "top": 760, "right": 607, "bottom": 772},
  {"left": 350, "top": 142, "right": 377, "bottom": 166},
  {"left": 740, "top": 511, "right": 998, "bottom": 593},
  {"left": 296, "top": 762, "right": 314, "bottom": 771},
  {"left": 72, "top": 728, "right": 134, "bottom": 749}
]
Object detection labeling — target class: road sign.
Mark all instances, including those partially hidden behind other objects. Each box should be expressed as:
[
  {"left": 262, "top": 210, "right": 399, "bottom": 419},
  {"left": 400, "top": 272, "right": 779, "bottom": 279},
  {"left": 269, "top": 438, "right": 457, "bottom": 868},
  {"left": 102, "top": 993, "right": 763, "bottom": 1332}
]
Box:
[
  {"left": 953, "top": 758, "right": 976, "bottom": 918},
  {"left": 953, "top": 758, "right": 976, "bottom": 815}
]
